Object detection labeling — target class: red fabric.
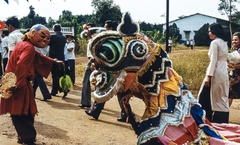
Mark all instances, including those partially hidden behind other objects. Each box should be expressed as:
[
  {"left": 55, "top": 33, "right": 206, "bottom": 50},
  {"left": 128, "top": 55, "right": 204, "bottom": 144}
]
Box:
[
  {"left": 211, "top": 123, "right": 240, "bottom": 143},
  {"left": 123, "top": 72, "right": 136, "bottom": 92},
  {"left": 182, "top": 115, "right": 199, "bottom": 140},
  {"left": 209, "top": 137, "right": 240, "bottom": 145},
  {"left": 0, "top": 22, "right": 4, "bottom": 30},
  {"left": 0, "top": 41, "right": 53, "bottom": 116},
  {"left": 160, "top": 116, "right": 198, "bottom": 144},
  {"left": 157, "top": 117, "right": 240, "bottom": 144}
]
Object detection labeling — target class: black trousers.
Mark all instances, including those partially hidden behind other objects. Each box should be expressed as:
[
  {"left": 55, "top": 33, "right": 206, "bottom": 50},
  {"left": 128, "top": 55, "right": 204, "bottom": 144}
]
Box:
[
  {"left": 51, "top": 64, "right": 64, "bottom": 95},
  {"left": 198, "top": 86, "right": 229, "bottom": 123},
  {"left": 33, "top": 71, "right": 51, "bottom": 99},
  {"left": 67, "top": 59, "right": 75, "bottom": 85},
  {"left": 3, "top": 58, "right": 8, "bottom": 73},
  {"left": 90, "top": 93, "right": 126, "bottom": 118},
  {"left": 80, "top": 61, "right": 92, "bottom": 106},
  {"left": 0, "top": 54, "right": 3, "bottom": 76},
  {"left": 11, "top": 112, "right": 36, "bottom": 143}
]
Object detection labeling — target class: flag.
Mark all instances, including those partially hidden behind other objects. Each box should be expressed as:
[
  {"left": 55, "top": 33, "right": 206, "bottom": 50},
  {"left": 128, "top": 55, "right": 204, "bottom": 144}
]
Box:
[
  {"left": 4, "top": 0, "right": 8, "bottom": 4},
  {"left": 13, "top": 0, "right": 19, "bottom": 4},
  {"left": 0, "top": 22, "right": 5, "bottom": 30}
]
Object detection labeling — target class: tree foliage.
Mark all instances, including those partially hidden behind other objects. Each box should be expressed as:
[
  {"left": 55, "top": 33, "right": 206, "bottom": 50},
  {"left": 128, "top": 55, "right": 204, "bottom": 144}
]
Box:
[
  {"left": 218, "top": 0, "right": 238, "bottom": 16},
  {"left": 231, "top": 11, "right": 240, "bottom": 24},
  {"left": 218, "top": 0, "right": 238, "bottom": 38},
  {"left": 57, "top": 10, "right": 77, "bottom": 27},
  {"left": 47, "top": 17, "right": 56, "bottom": 28},
  {"left": 18, "top": 1, "right": 219, "bottom": 54},
  {"left": 164, "top": 23, "right": 182, "bottom": 43},
  {"left": 20, "top": 5, "right": 47, "bottom": 29},
  {"left": 194, "top": 23, "right": 210, "bottom": 46},
  {"left": 91, "top": 0, "right": 122, "bottom": 27}
]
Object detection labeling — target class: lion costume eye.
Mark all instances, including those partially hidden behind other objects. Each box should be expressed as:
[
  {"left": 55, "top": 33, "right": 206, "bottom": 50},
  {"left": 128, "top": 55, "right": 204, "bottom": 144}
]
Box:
[
  {"left": 127, "top": 39, "right": 148, "bottom": 60},
  {"left": 97, "top": 38, "right": 123, "bottom": 64}
]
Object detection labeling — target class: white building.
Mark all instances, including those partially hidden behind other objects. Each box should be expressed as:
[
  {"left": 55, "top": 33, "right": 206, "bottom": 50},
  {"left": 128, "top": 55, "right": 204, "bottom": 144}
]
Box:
[
  {"left": 49, "top": 27, "right": 74, "bottom": 36},
  {"left": 162, "top": 13, "right": 233, "bottom": 41},
  {"left": 20, "top": 27, "right": 74, "bottom": 36}
]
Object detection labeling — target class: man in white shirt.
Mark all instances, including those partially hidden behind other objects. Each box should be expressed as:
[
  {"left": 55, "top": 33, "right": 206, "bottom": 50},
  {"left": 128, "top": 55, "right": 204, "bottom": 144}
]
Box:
[
  {"left": 1, "top": 29, "right": 9, "bottom": 73},
  {"left": 6, "top": 16, "right": 23, "bottom": 57},
  {"left": 168, "top": 37, "right": 173, "bottom": 53},
  {"left": 190, "top": 39, "right": 194, "bottom": 50}
]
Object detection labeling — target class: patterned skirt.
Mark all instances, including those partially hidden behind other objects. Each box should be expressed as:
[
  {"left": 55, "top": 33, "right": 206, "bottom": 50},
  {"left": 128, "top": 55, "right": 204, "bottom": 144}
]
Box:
[{"left": 229, "top": 68, "right": 240, "bottom": 99}]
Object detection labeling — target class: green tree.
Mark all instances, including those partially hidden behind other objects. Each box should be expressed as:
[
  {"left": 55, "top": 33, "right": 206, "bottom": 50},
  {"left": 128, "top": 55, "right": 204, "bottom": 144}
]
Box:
[
  {"left": 91, "top": 0, "right": 122, "bottom": 27},
  {"left": 141, "top": 29, "right": 163, "bottom": 44},
  {"left": 164, "top": 23, "right": 182, "bottom": 43},
  {"left": 231, "top": 11, "right": 240, "bottom": 24},
  {"left": 20, "top": 5, "right": 47, "bottom": 28},
  {"left": 152, "top": 30, "right": 163, "bottom": 43},
  {"left": 57, "top": 10, "right": 77, "bottom": 27},
  {"left": 218, "top": 0, "right": 238, "bottom": 38},
  {"left": 194, "top": 23, "right": 210, "bottom": 46},
  {"left": 139, "top": 22, "right": 152, "bottom": 31},
  {"left": 47, "top": 17, "right": 56, "bottom": 28},
  {"left": 152, "top": 24, "right": 163, "bottom": 32}
]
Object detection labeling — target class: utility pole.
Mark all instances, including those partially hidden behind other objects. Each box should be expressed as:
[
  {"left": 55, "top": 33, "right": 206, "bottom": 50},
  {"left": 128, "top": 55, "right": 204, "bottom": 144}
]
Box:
[{"left": 165, "top": 0, "right": 169, "bottom": 53}]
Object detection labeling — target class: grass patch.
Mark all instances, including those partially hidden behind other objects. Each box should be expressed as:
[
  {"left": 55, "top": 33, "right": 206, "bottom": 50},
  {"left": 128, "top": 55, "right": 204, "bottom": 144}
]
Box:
[{"left": 169, "top": 48, "right": 209, "bottom": 97}]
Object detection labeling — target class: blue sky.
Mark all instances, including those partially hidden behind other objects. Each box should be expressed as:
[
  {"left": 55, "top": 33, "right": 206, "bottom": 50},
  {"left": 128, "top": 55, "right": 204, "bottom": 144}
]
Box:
[{"left": 0, "top": 0, "right": 237, "bottom": 24}]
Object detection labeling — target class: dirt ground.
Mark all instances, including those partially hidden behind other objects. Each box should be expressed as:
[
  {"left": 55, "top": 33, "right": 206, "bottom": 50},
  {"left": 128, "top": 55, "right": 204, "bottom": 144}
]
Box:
[
  {"left": 1, "top": 56, "right": 240, "bottom": 145},
  {"left": 0, "top": 57, "right": 146, "bottom": 145}
]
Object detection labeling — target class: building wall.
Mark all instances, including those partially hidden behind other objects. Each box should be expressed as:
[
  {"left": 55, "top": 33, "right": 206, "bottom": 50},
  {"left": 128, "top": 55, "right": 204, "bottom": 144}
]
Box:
[
  {"left": 163, "top": 14, "right": 217, "bottom": 41},
  {"left": 49, "top": 27, "right": 74, "bottom": 36},
  {"left": 20, "top": 27, "right": 75, "bottom": 36}
]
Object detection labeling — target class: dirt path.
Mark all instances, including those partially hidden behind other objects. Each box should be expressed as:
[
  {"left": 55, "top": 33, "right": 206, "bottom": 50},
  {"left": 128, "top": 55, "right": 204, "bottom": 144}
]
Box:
[
  {"left": 0, "top": 87, "right": 145, "bottom": 145},
  {"left": 0, "top": 56, "right": 145, "bottom": 145},
  {"left": 1, "top": 53, "right": 240, "bottom": 145}
]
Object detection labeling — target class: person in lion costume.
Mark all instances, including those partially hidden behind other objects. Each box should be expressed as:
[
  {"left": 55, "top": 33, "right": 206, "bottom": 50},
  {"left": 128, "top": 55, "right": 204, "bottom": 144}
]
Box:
[{"left": 84, "top": 12, "right": 240, "bottom": 145}]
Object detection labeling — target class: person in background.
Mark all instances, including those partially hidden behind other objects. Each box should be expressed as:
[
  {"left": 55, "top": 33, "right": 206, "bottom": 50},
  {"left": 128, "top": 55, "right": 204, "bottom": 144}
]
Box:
[
  {"left": 85, "top": 20, "right": 129, "bottom": 122},
  {"left": 186, "top": 39, "right": 190, "bottom": 47},
  {"left": 0, "top": 31, "right": 3, "bottom": 77},
  {"left": 78, "top": 23, "right": 96, "bottom": 108},
  {"left": 64, "top": 42, "right": 69, "bottom": 76},
  {"left": 48, "top": 24, "right": 66, "bottom": 98},
  {"left": 1, "top": 29, "right": 9, "bottom": 73},
  {"left": 5, "top": 16, "right": 23, "bottom": 57},
  {"left": 65, "top": 34, "right": 75, "bottom": 85},
  {"left": 190, "top": 39, "right": 194, "bottom": 50},
  {"left": 168, "top": 37, "right": 172, "bottom": 53},
  {"left": 0, "top": 24, "right": 64, "bottom": 145},
  {"left": 227, "top": 32, "right": 240, "bottom": 107},
  {"left": 198, "top": 23, "right": 229, "bottom": 123},
  {"left": 33, "top": 46, "right": 52, "bottom": 101}
]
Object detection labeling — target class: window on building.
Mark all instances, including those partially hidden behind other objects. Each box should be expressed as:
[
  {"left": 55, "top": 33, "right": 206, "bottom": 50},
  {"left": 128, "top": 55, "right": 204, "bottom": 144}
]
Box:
[{"left": 184, "top": 31, "right": 191, "bottom": 39}]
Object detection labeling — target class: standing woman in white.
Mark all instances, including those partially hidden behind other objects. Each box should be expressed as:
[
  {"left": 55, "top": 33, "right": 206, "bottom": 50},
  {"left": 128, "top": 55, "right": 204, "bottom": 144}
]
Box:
[{"left": 198, "top": 23, "right": 229, "bottom": 123}]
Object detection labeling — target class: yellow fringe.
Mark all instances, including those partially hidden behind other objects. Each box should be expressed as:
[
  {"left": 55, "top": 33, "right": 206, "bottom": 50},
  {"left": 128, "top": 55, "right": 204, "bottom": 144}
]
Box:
[
  {"left": 21, "top": 32, "right": 30, "bottom": 41},
  {"left": 137, "top": 44, "right": 161, "bottom": 77}
]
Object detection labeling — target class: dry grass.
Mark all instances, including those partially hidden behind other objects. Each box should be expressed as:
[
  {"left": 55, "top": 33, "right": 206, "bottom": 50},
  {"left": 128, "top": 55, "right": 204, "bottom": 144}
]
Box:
[{"left": 169, "top": 46, "right": 209, "bottom": 97}]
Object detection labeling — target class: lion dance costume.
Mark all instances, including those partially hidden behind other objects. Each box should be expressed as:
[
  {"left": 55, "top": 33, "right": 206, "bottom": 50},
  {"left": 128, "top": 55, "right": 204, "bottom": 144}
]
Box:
[{"left": 83, "top": 12, "right": 240, "bottom": 145}]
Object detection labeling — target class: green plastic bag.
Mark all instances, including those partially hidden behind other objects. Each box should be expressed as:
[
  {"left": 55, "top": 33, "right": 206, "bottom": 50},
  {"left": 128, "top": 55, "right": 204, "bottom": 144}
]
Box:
[{"left": 59, "top": 69, "right": 73, "bottom": 92}]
